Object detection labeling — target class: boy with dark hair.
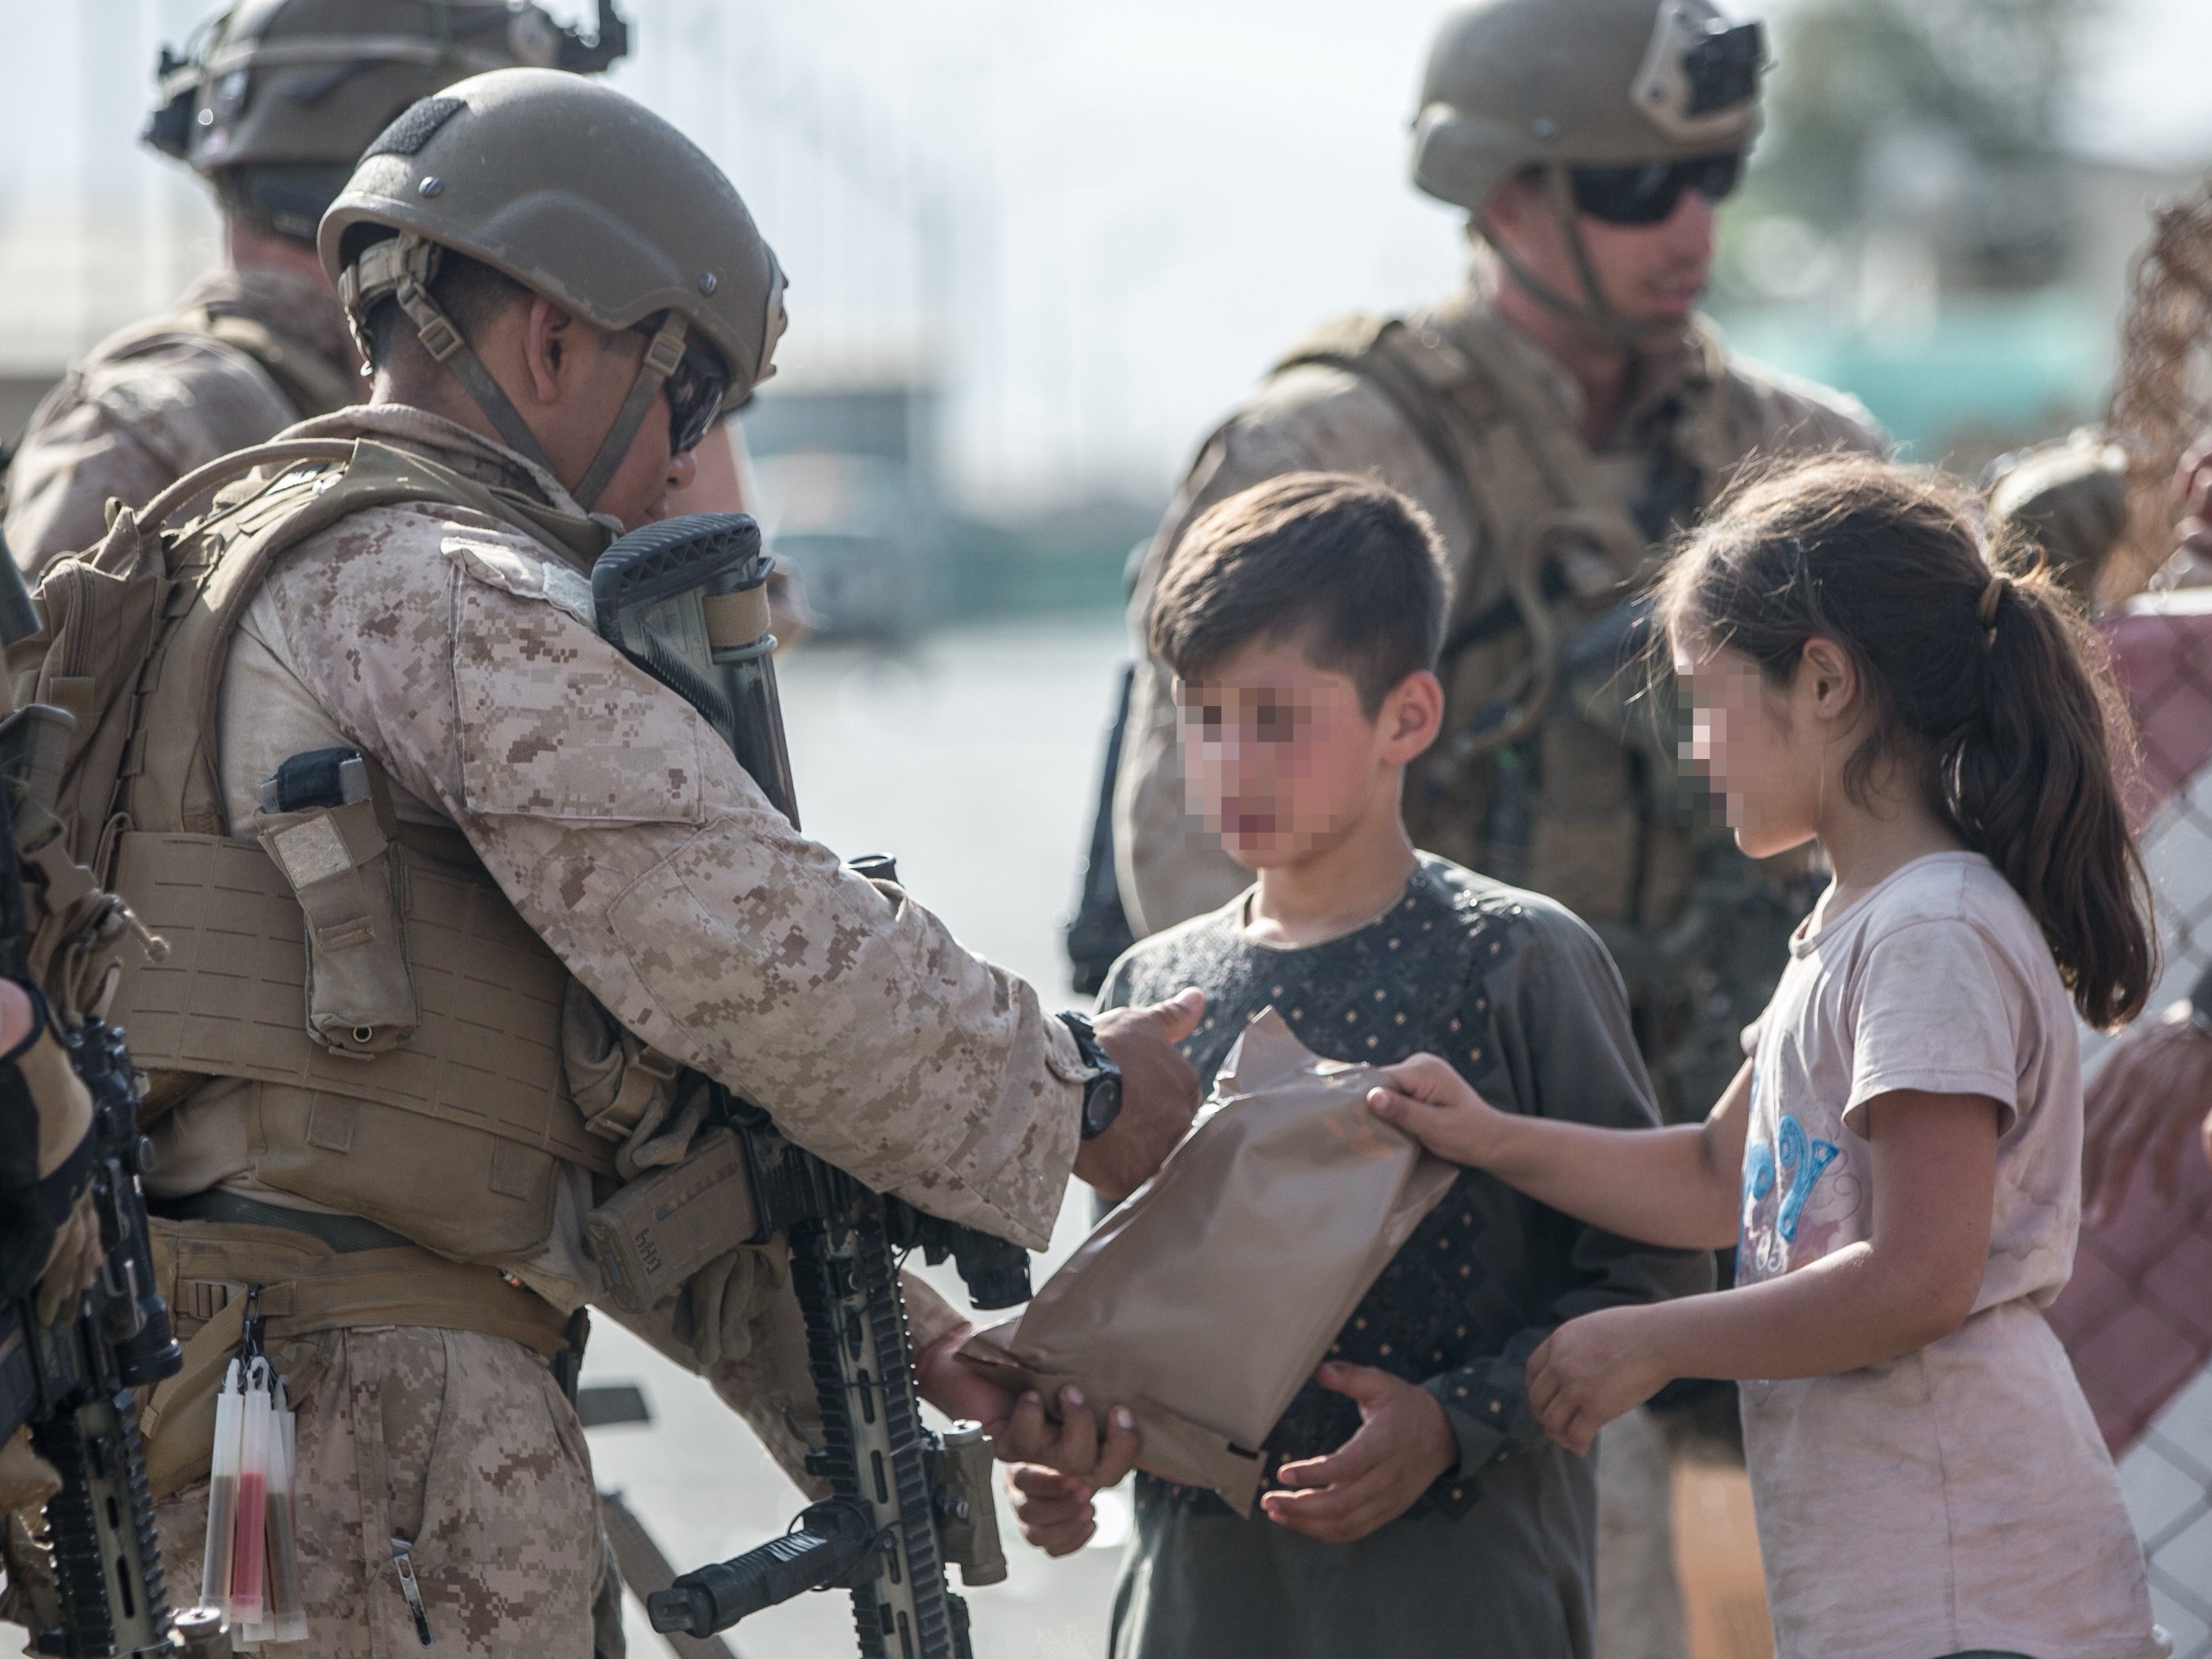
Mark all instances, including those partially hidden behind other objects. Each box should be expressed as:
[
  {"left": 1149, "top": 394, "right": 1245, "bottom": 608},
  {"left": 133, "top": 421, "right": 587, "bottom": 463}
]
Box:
[{"left": 1010, "top": 471, "right": 1709, "bottom": 1658}]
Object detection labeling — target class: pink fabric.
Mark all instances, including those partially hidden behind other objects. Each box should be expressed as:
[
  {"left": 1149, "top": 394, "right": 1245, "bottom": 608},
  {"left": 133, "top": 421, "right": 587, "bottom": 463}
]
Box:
[
  {"left": 2048, "top": 1145, "right": 2212, "bottom": 1454},
  {"left": 2102, "top": 599, "right": 2212, "bottom": 823},
  {"left": 2046, "top": 594, "right": 2212, "bottom": 1455}
]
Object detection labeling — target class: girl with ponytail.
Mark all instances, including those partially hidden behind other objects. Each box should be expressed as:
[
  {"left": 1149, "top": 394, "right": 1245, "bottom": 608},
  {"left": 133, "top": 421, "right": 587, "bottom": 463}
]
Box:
[{"left": 1365, "top": 455, "right": 2163, "bottom": 1658}]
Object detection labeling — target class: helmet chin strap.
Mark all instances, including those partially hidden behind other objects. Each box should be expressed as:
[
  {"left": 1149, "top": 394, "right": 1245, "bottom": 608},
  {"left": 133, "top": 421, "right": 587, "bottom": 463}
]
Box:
[
  {"left": 1471, "top": 165, "right": 1684, "bottom": 350},
  {"left": 570, "top": 312, "right": 687, "bottom": 512},
  {"left": 345, "top": 233, "right": 687, "bottom": 513}
]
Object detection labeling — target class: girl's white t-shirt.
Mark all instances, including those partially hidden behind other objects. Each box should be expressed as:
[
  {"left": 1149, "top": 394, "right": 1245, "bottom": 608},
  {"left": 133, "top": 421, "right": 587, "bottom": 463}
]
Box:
[{"left": 1737, "top": 852, "right": 2161, "bottom": 1659}]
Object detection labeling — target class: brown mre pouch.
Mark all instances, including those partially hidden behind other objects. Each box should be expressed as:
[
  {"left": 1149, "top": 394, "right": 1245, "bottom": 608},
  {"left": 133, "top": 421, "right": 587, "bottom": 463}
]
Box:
[
  {"left": 962, "top": 1007, "right": 1456, "bottom": 1516},
  {"left": 581, "top": 1127, "right": 762, "bottom": 1317},
  {"left": 254, "top": 798, "right": 417, "bottom": 1057}
]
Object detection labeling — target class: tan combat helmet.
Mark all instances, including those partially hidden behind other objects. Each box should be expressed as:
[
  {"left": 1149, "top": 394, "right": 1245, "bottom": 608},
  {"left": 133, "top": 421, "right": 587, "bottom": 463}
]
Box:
[
  {"left": 321, "top": 68, "right": 788, "bottom": 512},
  {"left": 1411, "top": 0, "right": 1765, "bottom": 338},
  {"left": 144, "top": 0, "right": 628, "bottom": 244}
]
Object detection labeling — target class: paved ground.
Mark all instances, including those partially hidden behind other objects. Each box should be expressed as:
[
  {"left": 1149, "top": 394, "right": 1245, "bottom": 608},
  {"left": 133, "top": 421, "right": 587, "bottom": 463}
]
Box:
[{"left": 582, "top": 617, "right": 1136, "bottom": 1659}]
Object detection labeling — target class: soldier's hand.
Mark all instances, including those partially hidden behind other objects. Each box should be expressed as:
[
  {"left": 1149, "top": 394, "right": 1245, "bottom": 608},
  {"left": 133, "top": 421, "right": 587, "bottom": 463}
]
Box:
[
  {"left": 1074, "top": 988, "right": 1204, "bottom": 1201},
  {"left": 912, "top": 1322, "right": 1020, "bottom": 1436}
]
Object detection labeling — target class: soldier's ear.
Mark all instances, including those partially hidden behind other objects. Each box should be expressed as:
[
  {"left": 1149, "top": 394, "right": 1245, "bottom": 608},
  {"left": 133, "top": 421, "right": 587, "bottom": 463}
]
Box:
[{"left": 519, "top": 294, "right": 582, "bottom": 404}]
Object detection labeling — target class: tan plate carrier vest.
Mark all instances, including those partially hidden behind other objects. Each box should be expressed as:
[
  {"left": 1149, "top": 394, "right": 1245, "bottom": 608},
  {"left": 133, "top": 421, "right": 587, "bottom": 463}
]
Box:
[
  {"left": 1269, "top": 297, "right": 1738, "bottom": 939},
  {"left": 11, "top": 438, "right": 635, "bottom": 1496}
]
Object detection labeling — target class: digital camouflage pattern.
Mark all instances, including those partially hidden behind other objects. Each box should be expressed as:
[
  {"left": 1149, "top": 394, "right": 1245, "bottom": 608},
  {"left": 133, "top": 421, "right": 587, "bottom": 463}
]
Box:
[
  {"left": 5, "top": 265, "right": 359, "bottom": 570},
  {"left": 152, "top": 1327, "right": 602, "bottom": 1659},
  {"left": 185, "top": 407, "right": 1084, "bottom": 1255}
]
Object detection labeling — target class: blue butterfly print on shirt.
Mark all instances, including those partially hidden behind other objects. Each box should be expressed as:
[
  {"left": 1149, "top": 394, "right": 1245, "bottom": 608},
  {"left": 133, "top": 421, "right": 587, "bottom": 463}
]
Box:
[{"left": 1742, "top": 1110, "right": 1842, "bottom": 1244}]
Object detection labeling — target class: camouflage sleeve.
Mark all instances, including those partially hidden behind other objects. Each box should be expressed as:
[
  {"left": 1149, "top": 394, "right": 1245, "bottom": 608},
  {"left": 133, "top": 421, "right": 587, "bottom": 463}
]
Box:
[
  {"left": 5, "top": 339, "right": 298, "bottom": 572},
  {"left": 263, "top": 510, "right": 1086, "bottom": 1251},
  {"left": 1114, "top": 366, "right": 1463, "bottom": 936}
]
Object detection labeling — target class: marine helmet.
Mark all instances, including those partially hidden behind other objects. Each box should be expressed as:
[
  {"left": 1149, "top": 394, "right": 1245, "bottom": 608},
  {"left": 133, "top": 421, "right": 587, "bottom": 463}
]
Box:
[
  {"left": 321, "top": 68, "right": 787, "bottom": 512},
  {"left": 144, "top": 0, "right": 629, "bottom": 244},
  {"left": 1411, "top": 0, "right": 1766, "bottom": 338}
]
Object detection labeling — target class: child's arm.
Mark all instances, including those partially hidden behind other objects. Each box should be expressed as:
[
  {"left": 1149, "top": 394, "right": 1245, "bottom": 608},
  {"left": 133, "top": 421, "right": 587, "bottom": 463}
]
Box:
[
  {"left": 1366, "top": 1053, "right": 1753, "bottom": 1249},
  {"left": 1523, "top": 1088, "right": 2001, "bottom": 1453}
]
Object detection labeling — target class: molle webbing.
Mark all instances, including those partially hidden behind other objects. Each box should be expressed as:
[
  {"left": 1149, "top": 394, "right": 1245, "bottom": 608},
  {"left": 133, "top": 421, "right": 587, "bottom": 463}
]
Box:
[
  {"left": 105, "top": 829, "right": 615, "bottom": 1176},
  {"left": 114, "top": 437, "right": 607, "bottom": 845}
]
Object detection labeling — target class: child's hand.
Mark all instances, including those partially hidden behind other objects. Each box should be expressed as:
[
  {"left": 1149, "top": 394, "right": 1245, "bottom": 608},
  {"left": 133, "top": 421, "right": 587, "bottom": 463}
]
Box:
[
  {"left": 1525, "top": 1307, "right": 1672, "bottom": 1456},
  {"left": 1259, "top": 1361, "right": 1458, "bottom": 1543},
  {"left": 996, "top": 1384, "right": 1141, "bottom": 1488},
  {"left": 1002, "top": 1463, "right": 1099, "bottom": 1557},
  {"left": 1365, "top": 1052, "right": 1513, "bottom": 1167}
]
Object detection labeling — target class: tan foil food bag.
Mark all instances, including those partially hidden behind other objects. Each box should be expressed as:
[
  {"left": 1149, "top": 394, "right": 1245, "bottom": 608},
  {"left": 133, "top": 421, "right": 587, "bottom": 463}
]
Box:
[{"left": 963, "top": 1007, "right": 1457, "bottom": 1515}]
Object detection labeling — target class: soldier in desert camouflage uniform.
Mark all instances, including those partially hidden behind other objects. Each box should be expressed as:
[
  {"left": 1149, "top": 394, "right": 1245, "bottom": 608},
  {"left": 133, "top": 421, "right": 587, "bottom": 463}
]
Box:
[
  {"left": 4, "top": 0, "right": 627, "bottom": 569},
  {"left": 38, "top": 68, "right": 1202, "bottom": 1658}
]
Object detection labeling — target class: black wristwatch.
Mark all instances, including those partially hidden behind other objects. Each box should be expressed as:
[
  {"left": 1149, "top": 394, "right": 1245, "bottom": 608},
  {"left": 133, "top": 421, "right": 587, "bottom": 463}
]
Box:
[{"left": 1058, "top": 1010, "right": 1124, "bottom": 1139}]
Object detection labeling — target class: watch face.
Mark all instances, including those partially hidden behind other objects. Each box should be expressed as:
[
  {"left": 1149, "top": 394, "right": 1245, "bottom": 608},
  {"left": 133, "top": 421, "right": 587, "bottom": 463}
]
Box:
[{"left": 1084, "top": 1073, "right": 1124, "bottom": 1138}]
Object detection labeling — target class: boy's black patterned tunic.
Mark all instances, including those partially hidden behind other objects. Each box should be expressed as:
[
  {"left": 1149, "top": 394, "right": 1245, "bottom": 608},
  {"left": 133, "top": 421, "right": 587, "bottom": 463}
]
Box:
[{"left": 1097, "top": 854, "right": 1709, "bottom": 1659}]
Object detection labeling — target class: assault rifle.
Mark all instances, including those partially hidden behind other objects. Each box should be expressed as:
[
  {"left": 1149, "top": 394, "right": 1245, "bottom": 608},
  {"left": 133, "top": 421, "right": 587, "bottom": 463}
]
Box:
[
  {"left": 588, "top": 516, "right": 1023, "bottom": 1659},
  {"left": 0, "top": 546, "right": 188, "bottom": 1659}
]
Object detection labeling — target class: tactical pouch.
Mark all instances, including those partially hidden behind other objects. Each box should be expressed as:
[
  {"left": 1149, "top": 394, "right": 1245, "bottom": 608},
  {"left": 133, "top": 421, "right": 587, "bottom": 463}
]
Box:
[
  {"left": 254, "top": 791, "right": 417, "bottom": 1059},
  {"left": 581, "top": 1127, "right": 762, "bottom": 1317}
]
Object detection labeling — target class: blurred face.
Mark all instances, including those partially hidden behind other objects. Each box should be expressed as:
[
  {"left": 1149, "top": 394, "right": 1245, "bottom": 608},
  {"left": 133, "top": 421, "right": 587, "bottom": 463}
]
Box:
[
  {"left": 1483, "top": 170, "right": 1721, "bottom": 333},
  {"left": 1672, "top": 635, "right": 1825, "bottom": 859},
  {"left": 1174, "top": 634, "right": 1439, "bottom": 871}
]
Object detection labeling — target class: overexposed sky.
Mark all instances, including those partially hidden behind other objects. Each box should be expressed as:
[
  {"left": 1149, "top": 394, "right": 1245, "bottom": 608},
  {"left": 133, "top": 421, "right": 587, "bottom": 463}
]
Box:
[{"left": 1, "top": 0, "right": 2207, "bottom": 506}]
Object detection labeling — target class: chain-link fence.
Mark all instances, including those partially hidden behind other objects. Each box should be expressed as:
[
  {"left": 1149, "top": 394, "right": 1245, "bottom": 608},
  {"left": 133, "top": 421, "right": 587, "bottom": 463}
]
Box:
[{"left": 2047, "top": 595, "right": 2212, "bottom": 1656}]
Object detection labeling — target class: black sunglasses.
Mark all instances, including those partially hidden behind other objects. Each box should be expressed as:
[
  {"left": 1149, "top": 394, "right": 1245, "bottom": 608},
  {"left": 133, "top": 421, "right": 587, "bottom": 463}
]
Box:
[
  {"left": 635, "top": 321, "right": 732, "bottom": 453},
  {"left": 1566, "top": 152, "right": 1742, "bottom": 227}
]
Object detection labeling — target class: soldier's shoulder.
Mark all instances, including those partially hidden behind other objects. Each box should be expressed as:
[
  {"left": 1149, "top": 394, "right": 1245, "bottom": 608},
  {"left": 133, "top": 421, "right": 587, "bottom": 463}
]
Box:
[
  {"left": 1220, "top": 357, "right": 1413, "bottom": 461},
  {"left": 276, "top": 486, "right": 592, "bottom": 627},
  {"left": 32, "top": 323, "right": 295, "bottom": 460},
  {"left": 1712, "top": 344, "right": 1888, "bottom": 458},
  {"left": 78, "top": 316, "right": 289, "bottom": 404},
  {"left": 1202, "top": 313, "right": 1433, "bottom": 470}
]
